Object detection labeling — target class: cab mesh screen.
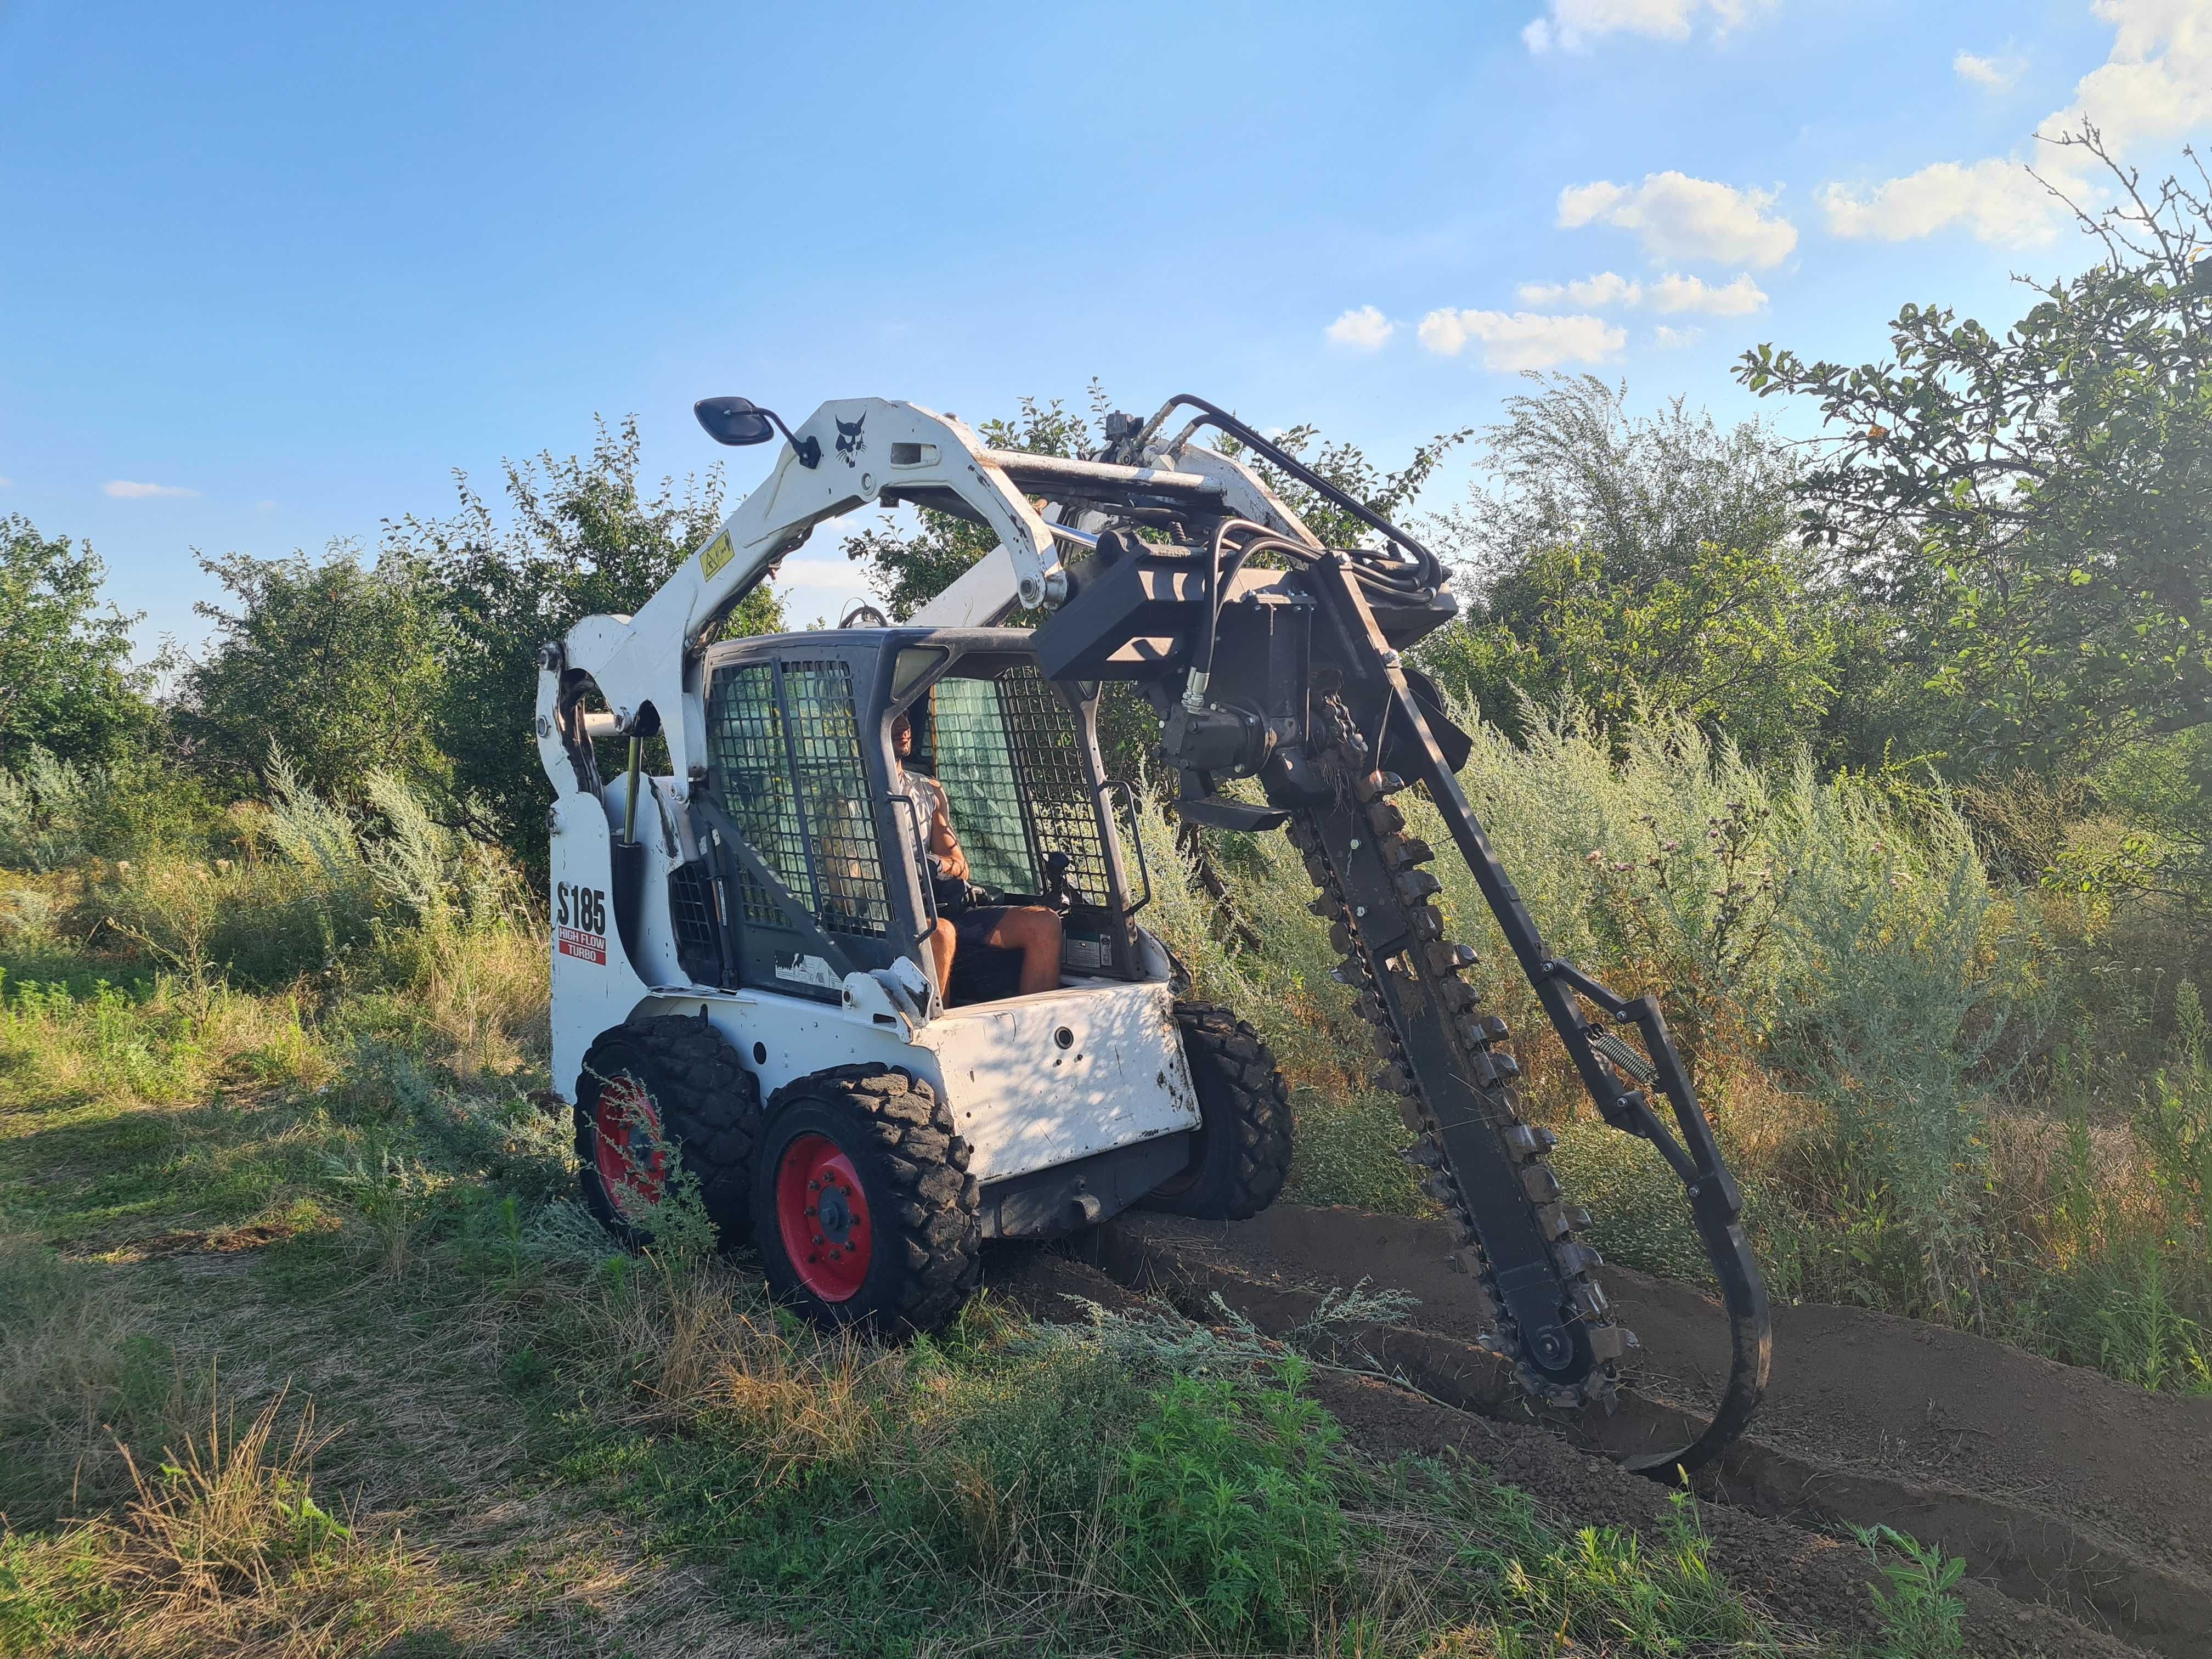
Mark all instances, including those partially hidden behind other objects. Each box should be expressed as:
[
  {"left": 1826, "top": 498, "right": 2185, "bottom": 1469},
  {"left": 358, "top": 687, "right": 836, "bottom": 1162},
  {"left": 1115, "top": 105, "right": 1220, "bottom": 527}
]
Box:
[
  {"left": 783, "top": 661, "right": 888, "bottom": 938},
  {"left": 930, "top": 668, "right": 1110, "bottom": 905},
  {"left": 704, "top": 658, "right": 887, "bottom": 939}
]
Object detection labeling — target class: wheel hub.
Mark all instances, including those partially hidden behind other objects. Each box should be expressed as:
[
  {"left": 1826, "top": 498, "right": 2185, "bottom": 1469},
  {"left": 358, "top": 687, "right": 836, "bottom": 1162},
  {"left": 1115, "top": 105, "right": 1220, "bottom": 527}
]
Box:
[
  {"left": 775, "top": 1132, "right": 871, "bottom": 1302},
  {"left": 593, "top": 1072, "right": 668, "bottom": 1217}
]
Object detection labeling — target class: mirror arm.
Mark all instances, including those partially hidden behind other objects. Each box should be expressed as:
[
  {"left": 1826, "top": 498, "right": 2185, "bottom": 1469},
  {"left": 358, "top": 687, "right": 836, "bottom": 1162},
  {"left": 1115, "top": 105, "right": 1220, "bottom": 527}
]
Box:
[{"left": 764, "top": 410, "right": 821, "bottom": 469}]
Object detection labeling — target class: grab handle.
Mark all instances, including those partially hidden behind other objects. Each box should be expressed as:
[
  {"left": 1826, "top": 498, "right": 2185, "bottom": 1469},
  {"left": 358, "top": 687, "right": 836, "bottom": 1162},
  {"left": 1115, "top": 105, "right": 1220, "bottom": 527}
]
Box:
[
  {"left": 886, "top": 793, "right": 939, "bottom": 945},
  {"left": 1098, "top": 779, "right": 1153, "bottom": 915}
]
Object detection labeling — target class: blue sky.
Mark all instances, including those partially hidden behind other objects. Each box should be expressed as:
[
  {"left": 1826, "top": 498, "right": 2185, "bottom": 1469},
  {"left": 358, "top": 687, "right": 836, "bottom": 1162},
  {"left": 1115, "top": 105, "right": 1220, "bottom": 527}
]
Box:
[{"left": 3, "top": 0, "right": 2205, "bottom": 650}]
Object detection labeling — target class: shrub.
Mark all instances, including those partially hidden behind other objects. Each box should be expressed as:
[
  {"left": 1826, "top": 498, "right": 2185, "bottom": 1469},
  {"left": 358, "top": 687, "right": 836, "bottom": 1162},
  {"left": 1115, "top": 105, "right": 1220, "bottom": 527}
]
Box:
[
  {"left": 61, "top": 760, "right": 523, "bottom": 992},
  {"left": 1109, "top": 1358, "right": 1349, "bottom": 1646},
  {"left": 1155, "top": 696, "right": 2049, "bottom": 1318}
]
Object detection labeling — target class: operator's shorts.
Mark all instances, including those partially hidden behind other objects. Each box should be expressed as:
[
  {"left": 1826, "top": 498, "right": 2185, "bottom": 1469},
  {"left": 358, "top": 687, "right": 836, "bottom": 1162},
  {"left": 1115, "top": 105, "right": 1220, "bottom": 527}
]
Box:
[{"left": 952, "top": 905, "right": 1014, "bottom": 947}]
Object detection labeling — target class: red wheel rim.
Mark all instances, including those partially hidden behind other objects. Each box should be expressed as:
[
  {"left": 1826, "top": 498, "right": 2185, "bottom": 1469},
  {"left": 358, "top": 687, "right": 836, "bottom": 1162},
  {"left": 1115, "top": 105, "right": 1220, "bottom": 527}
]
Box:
[
  {"left": 593, "top": 1071, "right": 668, "bottom": 1217},
  {"left": 775, "top": 1132, "right": 871, "bottom": 1302}
]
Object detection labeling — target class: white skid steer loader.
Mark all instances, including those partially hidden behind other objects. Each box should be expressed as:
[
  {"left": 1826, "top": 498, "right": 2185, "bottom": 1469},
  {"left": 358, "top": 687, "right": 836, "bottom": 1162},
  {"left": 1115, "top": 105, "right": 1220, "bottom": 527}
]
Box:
[
  {"left": 543, "top": 391, "right": 1772, "bottom": 1474},
  {"left": 539, "top": 397, "right": 1293, "bottom": 1335}
]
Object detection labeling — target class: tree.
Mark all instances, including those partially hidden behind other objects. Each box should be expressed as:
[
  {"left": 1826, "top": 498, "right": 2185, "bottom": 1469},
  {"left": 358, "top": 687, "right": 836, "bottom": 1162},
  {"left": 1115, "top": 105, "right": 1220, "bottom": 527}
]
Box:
[
  {"left": 1737, "top": 129, "right": 2211, "bottom": 779},
  {"left": 387, "top": 415, "right": 782, "bottom": 855},
  {"left": 0, "top": 515, "right": 151, "bottom": 766},
  {"left": 176, "top": 544, "right": 450, "bottom": 796},
  {"left": 1214, "top": 416, "right": 1473, "bottom": 554},
  {"left": 1418, "top": 376, "right": 1848, "bottom": 758}
]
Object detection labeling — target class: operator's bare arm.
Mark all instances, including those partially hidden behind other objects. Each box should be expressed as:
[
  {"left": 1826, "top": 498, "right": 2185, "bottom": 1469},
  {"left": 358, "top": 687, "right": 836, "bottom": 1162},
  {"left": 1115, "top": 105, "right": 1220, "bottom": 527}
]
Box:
[{"left": 928, "top": 799, "right": 968, "bottom": 882}]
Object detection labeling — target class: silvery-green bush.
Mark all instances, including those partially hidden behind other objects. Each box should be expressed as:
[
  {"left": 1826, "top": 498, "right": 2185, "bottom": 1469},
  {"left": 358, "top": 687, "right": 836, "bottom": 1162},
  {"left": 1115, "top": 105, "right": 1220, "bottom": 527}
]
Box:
[
  {"left": 1143, "top": 699, "right": 2046, "bottom": 1302},
  {"left": 0, "top": 748, "right": 111, "bottom": 872}
]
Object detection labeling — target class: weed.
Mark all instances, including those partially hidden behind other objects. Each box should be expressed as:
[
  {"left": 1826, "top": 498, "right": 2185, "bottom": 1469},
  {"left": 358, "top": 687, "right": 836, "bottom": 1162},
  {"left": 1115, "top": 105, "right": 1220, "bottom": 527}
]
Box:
[
  {"left": 325, "top": 1147, "right": 444, "bottom": 1277},
  {"left": 1853, "top": 1524, "right": 1966, "bottom": 1658},
  {"left": 0, "top": 1386, "right": 456, "bottom": 1657},
  {"left": 1109, "top": 1356, "right": 1351, "bottom": 1646}
]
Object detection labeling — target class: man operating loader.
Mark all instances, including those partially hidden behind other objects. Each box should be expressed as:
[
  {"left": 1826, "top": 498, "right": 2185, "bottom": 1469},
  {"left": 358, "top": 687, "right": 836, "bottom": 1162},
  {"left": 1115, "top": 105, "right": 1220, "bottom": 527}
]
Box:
[{"left": 892, "top": 707, "right": 1063, "bottom": 999}]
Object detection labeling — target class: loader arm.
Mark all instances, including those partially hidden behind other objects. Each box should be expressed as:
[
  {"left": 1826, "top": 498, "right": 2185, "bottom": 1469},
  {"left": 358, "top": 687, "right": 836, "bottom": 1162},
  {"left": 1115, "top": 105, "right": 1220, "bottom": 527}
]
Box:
[{"left": 537, "top": 399, "right": 1067, "bottom": 784}]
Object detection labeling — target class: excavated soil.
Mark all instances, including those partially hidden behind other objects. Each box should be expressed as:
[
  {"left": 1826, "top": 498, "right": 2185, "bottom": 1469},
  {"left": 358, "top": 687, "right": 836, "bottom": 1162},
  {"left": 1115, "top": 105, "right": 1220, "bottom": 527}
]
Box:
[
  {"left": 1183, "top": 1205, "right": 2212, "bottom": 1579},
  {"left": 984, "top": 1246, "right": 2143, "bottom": 1657},
  {"left": 982, "top": 1203, "right": 2212, "bottom": 1657}
]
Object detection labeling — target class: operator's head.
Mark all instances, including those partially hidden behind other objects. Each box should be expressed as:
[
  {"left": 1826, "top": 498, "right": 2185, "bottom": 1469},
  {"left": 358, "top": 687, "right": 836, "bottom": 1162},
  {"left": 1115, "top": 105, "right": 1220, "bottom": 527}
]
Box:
[{"left": 892, "top": 709, "right": 913, "bottom": 758}]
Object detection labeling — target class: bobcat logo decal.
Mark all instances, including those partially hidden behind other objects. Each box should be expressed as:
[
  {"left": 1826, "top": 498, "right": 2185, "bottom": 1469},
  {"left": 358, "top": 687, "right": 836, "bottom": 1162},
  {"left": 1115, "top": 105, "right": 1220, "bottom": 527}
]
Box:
[{"left": 835, "top": 413, "right": 866, "bottom": 466}]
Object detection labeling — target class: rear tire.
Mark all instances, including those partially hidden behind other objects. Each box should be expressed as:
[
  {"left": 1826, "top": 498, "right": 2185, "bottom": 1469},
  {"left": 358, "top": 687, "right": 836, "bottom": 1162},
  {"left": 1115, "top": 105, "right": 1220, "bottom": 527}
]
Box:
[
  {"left": 574, "top": 1015, "right": 761, "bottom": 1250},
  {"left": 1143, "top": 1001, "right": 1293, "bottom": 1221},
  {"left": 752, "top": 1065, "right": 982, "bottom": 1333}
]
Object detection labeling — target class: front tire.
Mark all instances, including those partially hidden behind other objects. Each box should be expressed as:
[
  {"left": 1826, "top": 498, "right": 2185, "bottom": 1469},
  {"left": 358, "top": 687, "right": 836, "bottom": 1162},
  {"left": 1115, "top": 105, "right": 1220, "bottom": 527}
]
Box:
[
  {"left": 574, "top": 1015, "right": 761, "bottom": 1250},
  {"left": 752, "top": 1066, "right": 982, "bottom": 1332},
  {"left": 1143, "top": 1002, "right": 1294, "bottom": 1221}
]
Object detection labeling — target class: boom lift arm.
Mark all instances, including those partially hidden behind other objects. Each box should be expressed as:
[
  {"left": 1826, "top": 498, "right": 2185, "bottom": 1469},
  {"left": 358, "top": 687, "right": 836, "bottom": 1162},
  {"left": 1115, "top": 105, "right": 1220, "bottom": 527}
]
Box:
[{"left": 541, "top": 392, "right": 1770, "bottom": 1475}]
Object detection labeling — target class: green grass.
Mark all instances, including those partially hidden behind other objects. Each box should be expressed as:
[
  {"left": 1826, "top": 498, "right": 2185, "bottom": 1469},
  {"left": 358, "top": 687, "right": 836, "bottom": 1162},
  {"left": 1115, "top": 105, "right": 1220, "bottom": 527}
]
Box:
[
  {"left": 0, "top": 751, "right": 2116, "bottom": 1652},
  {"left": 541, "top": 1268, "right": 1810, "bottom": 1658},
  {"left": 0, "top": 882, "right": 1827, "bottom": 1657}
]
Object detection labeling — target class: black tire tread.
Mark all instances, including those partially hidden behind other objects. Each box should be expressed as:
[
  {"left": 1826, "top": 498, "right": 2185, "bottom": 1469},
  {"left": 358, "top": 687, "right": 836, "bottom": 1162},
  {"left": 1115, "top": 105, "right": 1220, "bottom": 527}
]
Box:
[
  {"left": 575, "top": 1014, "right": 761, "bottom": 1248},
  {"left": 761, "top": 1064, "right": 981, "bottom": 1330},
  {"left": 1147, "top": 1001, "right": 1294, "bottom": 1221}
]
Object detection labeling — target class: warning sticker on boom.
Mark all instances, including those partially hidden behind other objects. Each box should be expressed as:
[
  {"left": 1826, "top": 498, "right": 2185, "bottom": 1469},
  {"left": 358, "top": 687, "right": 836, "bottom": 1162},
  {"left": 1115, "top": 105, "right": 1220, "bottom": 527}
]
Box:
[{"left": 700, "top": 530, "right": 734, "bottom": 580}]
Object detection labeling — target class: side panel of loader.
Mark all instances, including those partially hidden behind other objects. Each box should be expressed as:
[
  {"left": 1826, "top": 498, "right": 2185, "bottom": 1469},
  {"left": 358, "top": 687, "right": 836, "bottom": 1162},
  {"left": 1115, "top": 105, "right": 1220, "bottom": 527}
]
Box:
[{"left": 547, "top": 791, "right": 655, "bottom": 1102}]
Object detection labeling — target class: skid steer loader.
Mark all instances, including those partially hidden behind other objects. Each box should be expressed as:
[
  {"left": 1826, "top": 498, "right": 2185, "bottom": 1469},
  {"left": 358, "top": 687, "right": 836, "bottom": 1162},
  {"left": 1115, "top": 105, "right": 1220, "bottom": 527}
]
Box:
[{"left": 538, "top": 392, "right": 1771, "bottom": 1472}]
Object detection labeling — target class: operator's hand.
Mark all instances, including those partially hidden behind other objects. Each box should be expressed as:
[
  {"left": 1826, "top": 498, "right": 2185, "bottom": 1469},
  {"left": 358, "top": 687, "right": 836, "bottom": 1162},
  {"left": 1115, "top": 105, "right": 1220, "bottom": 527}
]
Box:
[{"left": 938, "top": 842, "right": 969, "bottom": 882}]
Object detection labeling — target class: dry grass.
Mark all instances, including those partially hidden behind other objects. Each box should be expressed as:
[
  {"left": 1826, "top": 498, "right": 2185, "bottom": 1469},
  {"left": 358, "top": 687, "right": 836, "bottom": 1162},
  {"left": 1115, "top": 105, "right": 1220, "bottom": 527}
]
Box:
[
  {"left": 0, "top": 1240, "right": 209, "bottom": 1528},
  {"left": 1, "top": 1388, "right": 467, "bottom": 1658},
  {"left": 578, "top": 1257, "right": 901, "bottom": 1475}
]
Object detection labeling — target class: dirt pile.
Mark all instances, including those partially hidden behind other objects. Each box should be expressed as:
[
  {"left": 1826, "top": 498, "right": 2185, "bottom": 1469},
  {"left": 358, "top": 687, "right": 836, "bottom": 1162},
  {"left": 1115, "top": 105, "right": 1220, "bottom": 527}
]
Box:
[{"left": 985, "top": 1205, "right": 2212, "bottom": 1657}]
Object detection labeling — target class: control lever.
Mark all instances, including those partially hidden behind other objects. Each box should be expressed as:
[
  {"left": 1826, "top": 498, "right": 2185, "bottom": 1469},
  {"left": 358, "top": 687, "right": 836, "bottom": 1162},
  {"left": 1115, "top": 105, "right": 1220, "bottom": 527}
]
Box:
[{"left": 1042, "top": 849, "right": 1076, "bottom": 913}]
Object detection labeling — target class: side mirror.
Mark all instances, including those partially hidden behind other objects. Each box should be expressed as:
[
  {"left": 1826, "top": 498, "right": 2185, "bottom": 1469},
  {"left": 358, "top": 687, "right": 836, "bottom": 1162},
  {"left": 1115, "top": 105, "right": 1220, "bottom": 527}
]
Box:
[
  {"left": 695, "top": 396, "right": 822, "bottom": 468},
  {"left": 694, "top": 396, "right": 776, "bottom": 446}
]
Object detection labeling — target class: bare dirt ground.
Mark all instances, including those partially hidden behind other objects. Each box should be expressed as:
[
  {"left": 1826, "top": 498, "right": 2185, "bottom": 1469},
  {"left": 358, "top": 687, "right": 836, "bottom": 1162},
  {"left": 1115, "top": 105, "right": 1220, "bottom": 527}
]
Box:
[{"left": 981, "top": 1203, "right": 2212, "bottom": 1659}]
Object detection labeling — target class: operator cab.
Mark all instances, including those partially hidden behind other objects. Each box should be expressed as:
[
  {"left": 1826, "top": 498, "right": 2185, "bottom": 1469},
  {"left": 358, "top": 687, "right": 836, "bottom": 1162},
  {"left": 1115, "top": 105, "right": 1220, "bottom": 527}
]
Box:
[{"left": 669, "top": 626, "right": 1152, "bottom": 1012}]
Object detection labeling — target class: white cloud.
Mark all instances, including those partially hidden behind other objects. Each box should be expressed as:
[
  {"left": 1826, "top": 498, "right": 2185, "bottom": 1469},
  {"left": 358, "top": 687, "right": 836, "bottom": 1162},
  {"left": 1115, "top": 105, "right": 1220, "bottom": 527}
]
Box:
[
  {"left": 0, "top": 477, "right": 12, "bottom": 489},
  {"left": 2053, "top": 0, "right": 2212, "bottom": 159},
  {"left": 1514, "top": 270, "right": 1768, "bottom": 314},
  {"left": 1417, "top": 308, "right": 1627, "bottom": 371},
  {"left": 1647, "top": 271, "right": 1768, "bottom": 314},
  {"left": 1522, "top": 0, "right": 1774, "bottom": 52},
  {"left": 1652, "top": 324, "right": 1706, "bottom": 348},
  {"left": 1820, "top": 159, "right": 2064, "bottom": 246},
  {"left": 1515, "top": 271, "right": 1641, "bottom": 308},
  {"left": 256, "top": 499, "right": 276, "bottom": 511},
  {"left": 1829, "top": 1, "right": 2212, "bottom": 247},
  {"left": 1954, "top": 49, "right": 2025, "bottom": 90},
  {"left": 1556, "top": 172, "right": 1798, "bottom": 267},
  {"left": 101, "top": 479, "right": 201, "bottom": 500},
  {"left": 1324, "top": 305, "right": 1395, "bottom": 350}
]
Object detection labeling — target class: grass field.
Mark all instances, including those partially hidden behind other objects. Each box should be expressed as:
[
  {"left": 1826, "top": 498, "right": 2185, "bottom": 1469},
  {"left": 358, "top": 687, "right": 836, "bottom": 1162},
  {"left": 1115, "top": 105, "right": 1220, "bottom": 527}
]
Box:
[
  {"left": 0, "top": 885, "right": 1983, "bottom": 1656},
  {"left": 10, "top": 734, "right": 2187, "bottom": 1653}
]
